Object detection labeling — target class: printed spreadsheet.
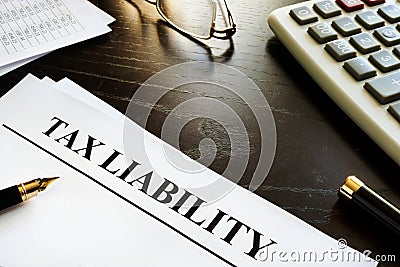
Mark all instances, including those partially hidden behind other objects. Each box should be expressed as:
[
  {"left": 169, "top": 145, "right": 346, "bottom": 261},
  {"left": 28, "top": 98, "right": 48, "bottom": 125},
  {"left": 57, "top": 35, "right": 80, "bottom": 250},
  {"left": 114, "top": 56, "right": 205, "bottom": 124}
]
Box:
[{"left": 0, "top": 0, "right": 84, "bottom": 55}]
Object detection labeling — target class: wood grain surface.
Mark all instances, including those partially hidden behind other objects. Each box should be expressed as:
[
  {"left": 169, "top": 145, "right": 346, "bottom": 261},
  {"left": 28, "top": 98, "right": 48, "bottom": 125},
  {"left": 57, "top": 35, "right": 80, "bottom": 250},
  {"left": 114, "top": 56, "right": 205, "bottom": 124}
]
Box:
[{"left": 0, "top": 0, "right": 399, "bottom": 265}]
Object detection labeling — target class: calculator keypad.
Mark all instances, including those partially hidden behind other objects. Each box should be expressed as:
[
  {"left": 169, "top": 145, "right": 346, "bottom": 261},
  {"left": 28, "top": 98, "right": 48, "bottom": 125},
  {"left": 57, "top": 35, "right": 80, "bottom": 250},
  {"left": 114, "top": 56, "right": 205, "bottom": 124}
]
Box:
[{"left": 289, "top": 0, "right": 400, "bottom": 123}]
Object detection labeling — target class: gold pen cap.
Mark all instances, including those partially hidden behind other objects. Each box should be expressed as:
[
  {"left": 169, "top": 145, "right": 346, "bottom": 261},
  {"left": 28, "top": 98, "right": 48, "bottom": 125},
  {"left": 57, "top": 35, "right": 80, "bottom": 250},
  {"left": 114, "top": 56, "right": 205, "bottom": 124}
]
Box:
[{"left": 339, "top": 176, "right": 364, "bottom": 200}]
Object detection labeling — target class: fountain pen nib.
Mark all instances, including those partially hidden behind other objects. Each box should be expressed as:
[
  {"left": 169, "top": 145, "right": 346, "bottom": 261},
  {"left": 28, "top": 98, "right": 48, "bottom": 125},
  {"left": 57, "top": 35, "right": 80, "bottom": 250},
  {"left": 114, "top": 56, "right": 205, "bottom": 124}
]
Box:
[{"left": 38, "top": 177, "right": 60, "bottom": 192}]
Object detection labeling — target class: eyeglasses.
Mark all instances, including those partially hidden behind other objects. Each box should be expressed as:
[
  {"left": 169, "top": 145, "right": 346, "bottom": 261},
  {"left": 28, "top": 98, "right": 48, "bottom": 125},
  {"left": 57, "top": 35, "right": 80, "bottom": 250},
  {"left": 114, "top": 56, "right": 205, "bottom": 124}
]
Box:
[{"left": 146, "top": 0, "right": 236, "bottom": 40}]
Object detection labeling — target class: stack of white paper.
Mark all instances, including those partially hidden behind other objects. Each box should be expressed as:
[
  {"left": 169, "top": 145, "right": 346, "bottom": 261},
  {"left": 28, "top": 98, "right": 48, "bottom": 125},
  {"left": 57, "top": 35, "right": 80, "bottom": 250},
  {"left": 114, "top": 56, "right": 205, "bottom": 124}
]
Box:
[
  {"left": 0, "top": 74, "right": 377, "bottom": 266},
  {"left": 0, "top": 0, "right": 114, "bottom": 76}
]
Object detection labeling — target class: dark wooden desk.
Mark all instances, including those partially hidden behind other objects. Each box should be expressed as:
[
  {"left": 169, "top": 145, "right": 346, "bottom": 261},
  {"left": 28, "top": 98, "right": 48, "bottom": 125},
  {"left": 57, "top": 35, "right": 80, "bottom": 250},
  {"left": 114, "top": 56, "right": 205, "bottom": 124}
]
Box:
[{"left": 1, "top": 0, "right": 399, "bottom": 265}]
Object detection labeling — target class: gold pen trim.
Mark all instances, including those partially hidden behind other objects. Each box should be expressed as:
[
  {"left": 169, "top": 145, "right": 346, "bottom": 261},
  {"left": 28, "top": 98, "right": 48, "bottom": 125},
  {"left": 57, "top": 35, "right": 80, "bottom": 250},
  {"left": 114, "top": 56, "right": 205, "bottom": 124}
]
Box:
[
  {"left": 17, "top": 177, "right": 59, "bottom": 202},
  {"left": 17, "top": 182, "right": 28, "bottom": 201},
  {"left": 17, "top": 179, "right": 40, "bottom": 202},
  {"left": 339, "top": 176, "right": 365, "bottom": 200}
]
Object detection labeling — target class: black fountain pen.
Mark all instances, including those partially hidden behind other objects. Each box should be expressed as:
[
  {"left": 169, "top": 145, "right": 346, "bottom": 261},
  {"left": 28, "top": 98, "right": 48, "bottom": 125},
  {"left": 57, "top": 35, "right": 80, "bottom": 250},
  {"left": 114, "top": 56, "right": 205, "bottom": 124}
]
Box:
[
  {"left": 0, "top": 177, "right": 59, "bottom": 212},
  {"left": 339, "top": 176, "right": 400, "bottom": 236}
]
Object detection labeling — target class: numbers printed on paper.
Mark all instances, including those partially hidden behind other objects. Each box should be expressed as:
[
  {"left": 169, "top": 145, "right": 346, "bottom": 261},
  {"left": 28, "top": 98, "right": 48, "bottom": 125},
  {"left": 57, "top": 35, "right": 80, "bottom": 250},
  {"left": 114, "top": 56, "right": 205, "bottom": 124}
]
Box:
[{"left": 0, "top": 0, "right": 83, "bottom": 54}]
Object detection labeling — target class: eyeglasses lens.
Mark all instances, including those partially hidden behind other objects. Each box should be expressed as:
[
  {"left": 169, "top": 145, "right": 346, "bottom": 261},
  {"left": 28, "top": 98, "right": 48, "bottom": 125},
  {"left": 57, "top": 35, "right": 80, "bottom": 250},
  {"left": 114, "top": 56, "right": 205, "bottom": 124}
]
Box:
[{"left": 157, "top": 0, "right": 215, "bottom": 39}]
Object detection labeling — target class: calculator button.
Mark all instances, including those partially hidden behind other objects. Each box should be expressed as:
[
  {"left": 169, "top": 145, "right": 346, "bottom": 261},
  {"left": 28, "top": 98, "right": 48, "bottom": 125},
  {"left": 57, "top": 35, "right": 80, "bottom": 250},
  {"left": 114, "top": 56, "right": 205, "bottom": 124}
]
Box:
[
  {"left": 332, "top": 17, "right": 362, "bottom": 36},
  {"left": 378, "top": 4, "right": 400, "bottom": 23},
  {"left": 373, "top": 26, "right": 400, "bottom": 46},
  {"left": 388, "top": 102, "right": 400, "bottom": 122},
  {"left": 290, "top": 7, "right": 318, "bottom": 25},
  {"left": 355, "top": 11, "right": 385, "bottom": 30},
  {"left": 325, "top": 39, "right": 357, "bottom": 61},
  {"left": 336, "top": 0, "right": 364, "bottom": 12},
  {"left": 313, "top": 1, "right": 342, "bottom": 18},
  {"left": 362, "top": 0, "right": 385, "bottom": 6},
  {"left": 393, "top": 45, "right": 400, "bottom": 57},
  {"left": 350, "top": 32, "right": 381, "bottom": 54},
  {"left": 308, "top": 22, "right": 338, "bottom": 43},
  {"left": 369, "top": 50, "right": 400, "bottom": 72},
  {"left": 344, "top": 57, "right": 377, "bottom": 81},
  {"left": 364, "top": 72, "right": 400, "bottom": 104}
]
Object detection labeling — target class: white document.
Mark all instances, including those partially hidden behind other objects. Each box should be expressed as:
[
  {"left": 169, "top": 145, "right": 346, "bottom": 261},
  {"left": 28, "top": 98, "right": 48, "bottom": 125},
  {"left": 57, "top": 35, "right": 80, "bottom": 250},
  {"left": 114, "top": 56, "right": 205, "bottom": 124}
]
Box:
[
  {"left": 0, "top": 0, "right": 114, "bottom": 68},
  {"left": 0, "top": 52, "right": 45, "bottom": 76},
  {"left": 0, "top": 0, "right": 115, "bottom": 76},
  {"left": 0, "top": 75, "right": 377, "bottom": 267}
]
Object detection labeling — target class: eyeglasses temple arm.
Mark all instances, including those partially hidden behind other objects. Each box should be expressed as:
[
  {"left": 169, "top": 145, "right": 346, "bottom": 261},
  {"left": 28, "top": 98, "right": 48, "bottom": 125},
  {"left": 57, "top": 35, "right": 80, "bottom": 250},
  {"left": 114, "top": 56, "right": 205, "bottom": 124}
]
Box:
[{"left": 211, "top": 0, "right": 236, "bottom": 39}]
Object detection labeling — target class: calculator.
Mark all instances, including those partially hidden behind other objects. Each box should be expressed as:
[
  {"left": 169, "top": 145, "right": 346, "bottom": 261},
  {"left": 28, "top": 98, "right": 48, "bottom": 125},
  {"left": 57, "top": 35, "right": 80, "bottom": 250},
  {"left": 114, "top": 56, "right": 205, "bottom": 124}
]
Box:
[{"left": 268, "top": 0, "right": 400, "bottom": 165}]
